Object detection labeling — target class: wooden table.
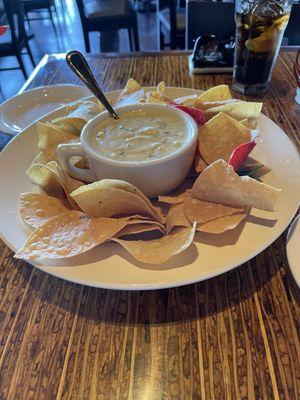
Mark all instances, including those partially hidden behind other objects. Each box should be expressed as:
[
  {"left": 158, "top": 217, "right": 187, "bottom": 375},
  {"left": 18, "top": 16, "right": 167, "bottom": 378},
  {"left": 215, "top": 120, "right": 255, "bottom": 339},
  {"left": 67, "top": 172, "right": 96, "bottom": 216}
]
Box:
[{"left": 0, "top": 51, "right": 299, "bottom": 400}]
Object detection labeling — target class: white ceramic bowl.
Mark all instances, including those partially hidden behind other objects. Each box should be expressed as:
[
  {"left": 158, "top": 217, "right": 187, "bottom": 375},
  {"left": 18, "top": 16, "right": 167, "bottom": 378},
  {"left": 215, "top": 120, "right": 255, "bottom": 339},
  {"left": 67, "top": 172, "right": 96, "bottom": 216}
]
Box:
[{"left": 57, "top": 103, "right": 198, "bottom": 198}]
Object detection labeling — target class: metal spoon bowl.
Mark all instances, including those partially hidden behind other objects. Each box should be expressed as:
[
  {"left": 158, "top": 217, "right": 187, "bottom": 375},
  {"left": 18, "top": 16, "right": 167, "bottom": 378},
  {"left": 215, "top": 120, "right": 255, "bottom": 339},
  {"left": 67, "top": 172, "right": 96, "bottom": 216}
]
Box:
[{"left": 66, "top": 50, "right": 119, "bottom": 119}]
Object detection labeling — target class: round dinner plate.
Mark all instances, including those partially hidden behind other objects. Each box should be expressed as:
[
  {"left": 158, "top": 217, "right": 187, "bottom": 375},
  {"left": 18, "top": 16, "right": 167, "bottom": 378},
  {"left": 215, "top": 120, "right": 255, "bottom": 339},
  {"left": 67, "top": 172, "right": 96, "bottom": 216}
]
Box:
[
  {"left": 0, "top": 87, "right": 299, "bottom": 290},
  {"left": 0, "top": 84, "right": 91, "bottom": 135},
  {"left": 286, "top": 215, "right": 300, "bottom": 288}
]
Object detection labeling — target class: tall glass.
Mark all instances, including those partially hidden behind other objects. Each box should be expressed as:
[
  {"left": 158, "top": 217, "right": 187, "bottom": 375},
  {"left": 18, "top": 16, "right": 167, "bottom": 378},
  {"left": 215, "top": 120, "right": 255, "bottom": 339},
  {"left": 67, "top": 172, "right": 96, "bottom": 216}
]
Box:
[{"left": 233, "top": 0, "right": 293, "bottom": 95}]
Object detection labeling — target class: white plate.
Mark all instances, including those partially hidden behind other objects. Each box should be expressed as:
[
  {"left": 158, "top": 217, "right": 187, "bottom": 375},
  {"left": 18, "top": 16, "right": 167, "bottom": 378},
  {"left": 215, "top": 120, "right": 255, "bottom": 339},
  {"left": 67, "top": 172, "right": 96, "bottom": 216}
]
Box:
[
  {"left": 0, "top": 84, "right": 91, "bottom": 135},
  {"left": 0, "top": 87, "right": 299, "bottom": 290},
  {"left": 286, "top": 215, "right": 300, "bottom": 287}
]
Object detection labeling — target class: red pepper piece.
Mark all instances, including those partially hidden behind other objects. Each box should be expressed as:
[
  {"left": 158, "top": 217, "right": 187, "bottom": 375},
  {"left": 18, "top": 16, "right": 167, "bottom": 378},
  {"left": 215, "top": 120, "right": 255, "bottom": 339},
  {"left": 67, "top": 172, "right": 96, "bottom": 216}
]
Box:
[
  {"left": 0, "top": 26, "right": 8, "bottom": 36},
  {"left": 228, "top": 141, "right": 256, "bottom": 171},
  {"left": 170, "top": 103, "right": 206, "bottom": 126}
]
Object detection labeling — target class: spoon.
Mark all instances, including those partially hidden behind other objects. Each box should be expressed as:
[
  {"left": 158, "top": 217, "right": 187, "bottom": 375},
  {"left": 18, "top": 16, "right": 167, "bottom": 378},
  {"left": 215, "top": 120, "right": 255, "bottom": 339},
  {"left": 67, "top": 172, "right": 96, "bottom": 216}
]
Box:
[{"left": 66, "top": 50, "right": 119, "bottom": 119}]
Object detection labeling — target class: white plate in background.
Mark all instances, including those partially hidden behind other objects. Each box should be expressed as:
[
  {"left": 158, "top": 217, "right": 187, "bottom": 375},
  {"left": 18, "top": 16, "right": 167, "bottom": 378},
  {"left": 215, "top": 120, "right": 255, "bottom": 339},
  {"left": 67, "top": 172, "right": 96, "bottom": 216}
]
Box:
[
  {"left": 0, "top": 84, "right": 90, "bottom": 135},
  {"left": 0, "top": 87, "right": 299, "bottom": 290}
]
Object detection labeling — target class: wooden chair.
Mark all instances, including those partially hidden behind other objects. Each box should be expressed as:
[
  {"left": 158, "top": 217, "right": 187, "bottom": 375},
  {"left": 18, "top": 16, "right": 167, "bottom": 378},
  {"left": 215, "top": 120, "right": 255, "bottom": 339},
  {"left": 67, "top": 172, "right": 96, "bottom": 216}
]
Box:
[
  {"left": 22, "top": 0, "right": 59, "bottom": 37},
  {"left": 75, "top": 0, "right": 139, "bottom": 53},
  {"left": 156, "top": 0, "right": 185, "bottom": 50},
  {"left": 0, "top": 0, "right": 35, "bottom": 79},
  {"left": 186, "top": 0, "right": 235, "bottom": 49}
]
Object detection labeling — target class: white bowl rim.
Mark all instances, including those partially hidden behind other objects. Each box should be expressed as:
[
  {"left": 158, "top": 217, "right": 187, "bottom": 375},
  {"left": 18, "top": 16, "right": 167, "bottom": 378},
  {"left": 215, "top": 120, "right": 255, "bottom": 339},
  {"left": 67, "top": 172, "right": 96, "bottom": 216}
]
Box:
[{"left": 80, "top": 103, "right": 198, "bottom": 167}]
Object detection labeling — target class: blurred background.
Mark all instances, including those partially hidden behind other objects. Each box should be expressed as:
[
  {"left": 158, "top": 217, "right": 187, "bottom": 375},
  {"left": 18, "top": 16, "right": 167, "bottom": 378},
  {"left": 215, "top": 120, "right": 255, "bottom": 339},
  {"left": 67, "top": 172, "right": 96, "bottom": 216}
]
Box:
[{"left": 0, "top": 0, "right": 299, "bottom": 99}]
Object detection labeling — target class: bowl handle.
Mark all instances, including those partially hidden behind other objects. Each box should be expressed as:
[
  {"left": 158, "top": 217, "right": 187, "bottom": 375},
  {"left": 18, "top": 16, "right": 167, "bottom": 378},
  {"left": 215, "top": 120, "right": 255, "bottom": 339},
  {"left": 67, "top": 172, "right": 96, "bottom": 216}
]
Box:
[{"left": 57, "top": 143, "right": 95, "bottom": 182}]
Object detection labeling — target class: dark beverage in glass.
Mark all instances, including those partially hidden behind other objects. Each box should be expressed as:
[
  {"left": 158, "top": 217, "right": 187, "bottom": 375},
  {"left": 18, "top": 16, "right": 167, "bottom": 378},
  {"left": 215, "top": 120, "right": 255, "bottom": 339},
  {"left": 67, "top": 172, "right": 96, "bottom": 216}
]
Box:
[{"left": 233, "top": 0, "right": 292, "bottom": 95}]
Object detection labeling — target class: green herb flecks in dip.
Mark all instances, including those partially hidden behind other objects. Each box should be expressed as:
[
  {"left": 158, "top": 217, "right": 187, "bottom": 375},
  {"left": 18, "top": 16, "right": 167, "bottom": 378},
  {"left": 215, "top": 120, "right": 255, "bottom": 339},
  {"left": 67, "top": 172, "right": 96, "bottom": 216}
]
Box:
[{"left": 89, "top": 109, "right": 189, "bottom": 162}]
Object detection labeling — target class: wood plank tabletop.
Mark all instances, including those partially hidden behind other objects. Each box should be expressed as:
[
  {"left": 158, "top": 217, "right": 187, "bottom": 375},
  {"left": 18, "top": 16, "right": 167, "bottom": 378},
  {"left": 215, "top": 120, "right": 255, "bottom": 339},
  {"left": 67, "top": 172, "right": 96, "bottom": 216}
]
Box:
[{"left": 0, "top": 51, "right": 299, "bottom": 400}]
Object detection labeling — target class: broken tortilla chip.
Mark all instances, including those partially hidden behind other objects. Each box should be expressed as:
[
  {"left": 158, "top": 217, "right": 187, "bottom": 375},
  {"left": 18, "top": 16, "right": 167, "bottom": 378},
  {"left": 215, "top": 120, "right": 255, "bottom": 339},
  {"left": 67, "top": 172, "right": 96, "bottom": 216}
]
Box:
[
  {"left": 192, "top": 159, "right": 281, "bottom": 211},
  {"left": 198, "top": 112, "right": 252, "bottom": 164},
  {"left": 15, "top": 211, "right": 129, "bottom": 260},
  {"left": 70, "top": 180, "right": 162, "bottom": 222},
  {"left": 112, "top": 224, "right": 196, "bottom": 264},
  {"left": 196, "top": 85, "right": 232, "bottom": 102},
  {"left": 19, "top": 192, "right": 70, "bottom": 229}
]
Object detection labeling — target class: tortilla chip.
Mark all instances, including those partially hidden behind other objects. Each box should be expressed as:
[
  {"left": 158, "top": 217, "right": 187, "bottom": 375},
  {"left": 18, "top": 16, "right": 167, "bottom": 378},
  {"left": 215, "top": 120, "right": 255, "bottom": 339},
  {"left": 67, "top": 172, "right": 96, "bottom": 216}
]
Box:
[
  {"left": 49, "top": 161, "right": 83, "bottom": 194},
  {"left": 115, "top": 222, "right": 164, "bottom": 237},
  {"left": 192, "top": 159, "right": 281, "bottom": 211},
  {"left": 96, "top": 179, "right": 163, "bottom": 219},
  {"left": 32, "top": 146, "right": 58, "bottom": 165},
  {"left": 27, "top": 163, "right": 64, "bottom": 195},
  {"left": 194, "top": 155, "right": 208, "bottom": 173},
  {"left": 203, "top": 101, "right": 262, "bottom": 128},
  {"left": 198, "top": 112, "right": 252, "bottom": 164},
  {"left": 116, "top": 89, "right": 145, "bottom": 107},
  {"left": 26, "top": 162, "right": 83, "bottom": 206},
  {"left": 113, "top": 224, "right": 196, "bottom": 264},
  {"left": 145, "top": 95, "right": 165, "bottom": 104},
  {"left": 239, "top": 118, "right": 253, "bottom": 129},
  {"left": 67, "top": 100, "right": 100, "bottom": 119},
  {"left": 194, "top": 99, "right": 239, "bottom": 111},
  {"left": 120, "top": 78, "right": 142, "bottom": 96},
  {"left": 70, "top": 180, "right": 162, "bottom": 222},
  {"left": 52, "top": 100, "right": 100, "bottom": 135},
  {"left": 37, "top": 122, "right": 77, "bottom": 150},
  {"left": 183, "top": 196, "right": 244, "bottom": 224},
  {"left": 166, "top": 202, "right": 191, "bottom": 233},
  {"left": 51, "top": 117, "right": 86, "bottom": 135},
  {"left": 15, "top": 211, "right": 128, "bottom": 260},
  {"left": 145, "top": 81, "right": 171, "bottom": 103},
  {"left": 158, "top": 189, "right": 191, "bottom": 205},
  {"left": 196, "top": 213, "right": 247, "bottom": 234},
  {"left": 19, "top": 192, "right": 70, "bottom": 229},
  {"left": 173, "top": 94, "right": 198, "bottom": 106},
  {"left": 156, "top": 81, "right": 172, "bottom": 101},
  {"left": 196, "top": 85, "right": 232, "bottom": 102}
]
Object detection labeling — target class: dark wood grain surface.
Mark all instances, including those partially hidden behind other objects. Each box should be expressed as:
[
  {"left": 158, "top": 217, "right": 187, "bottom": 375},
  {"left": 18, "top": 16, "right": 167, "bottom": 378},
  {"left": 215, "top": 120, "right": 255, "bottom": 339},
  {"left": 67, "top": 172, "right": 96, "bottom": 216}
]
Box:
[{"left": 0, "top": 51, "right": 299, "bottom": 400}]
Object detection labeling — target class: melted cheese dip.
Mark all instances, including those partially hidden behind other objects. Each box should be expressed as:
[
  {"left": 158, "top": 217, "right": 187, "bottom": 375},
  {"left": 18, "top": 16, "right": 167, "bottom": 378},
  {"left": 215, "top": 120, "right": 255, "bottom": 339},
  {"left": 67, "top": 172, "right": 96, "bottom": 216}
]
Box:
[{"left": 88, "top": 109, "right": 189, "bottom": 162}]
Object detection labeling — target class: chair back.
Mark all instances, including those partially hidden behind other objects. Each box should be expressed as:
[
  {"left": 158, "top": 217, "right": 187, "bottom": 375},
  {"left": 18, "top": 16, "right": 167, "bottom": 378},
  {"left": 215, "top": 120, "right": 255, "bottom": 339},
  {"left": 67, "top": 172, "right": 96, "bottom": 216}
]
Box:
[
  {"left": 2, "top": 0, "right": 27, "bottom": 45},
  {"left": 156, "top": 0, "right": 178, "bottom": 36},
  {"left": 186, "top": 0, "right": 235, "bottom": 49},
  {"left": 75, "top": 0, "right": 87, "bottom": 27},
  {"left": 284, "top": 2, "right": 300, "bottom": 46}
]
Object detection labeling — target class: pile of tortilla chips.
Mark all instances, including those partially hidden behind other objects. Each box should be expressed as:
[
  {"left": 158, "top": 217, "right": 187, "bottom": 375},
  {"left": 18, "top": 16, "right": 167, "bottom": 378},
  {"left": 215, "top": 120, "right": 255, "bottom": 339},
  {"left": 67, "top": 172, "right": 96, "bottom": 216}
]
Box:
[{"left": 15, "top": 79, "right": 281, "bottom": 265}]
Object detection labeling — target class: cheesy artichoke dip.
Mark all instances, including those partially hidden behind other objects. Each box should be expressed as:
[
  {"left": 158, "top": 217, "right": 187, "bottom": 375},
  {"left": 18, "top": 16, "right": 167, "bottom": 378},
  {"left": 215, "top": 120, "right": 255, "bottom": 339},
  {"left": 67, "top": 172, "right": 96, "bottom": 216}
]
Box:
[{"left": 88, "top": 109, "right": 189, "bottom": 162}]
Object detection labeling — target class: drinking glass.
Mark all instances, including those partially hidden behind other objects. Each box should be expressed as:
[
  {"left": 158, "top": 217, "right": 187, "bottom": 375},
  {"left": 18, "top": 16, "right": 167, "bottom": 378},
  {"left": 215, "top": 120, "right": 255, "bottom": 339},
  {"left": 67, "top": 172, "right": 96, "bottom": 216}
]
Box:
[{"left": 233, "top": 0, "right": 293, "bottom": 95}]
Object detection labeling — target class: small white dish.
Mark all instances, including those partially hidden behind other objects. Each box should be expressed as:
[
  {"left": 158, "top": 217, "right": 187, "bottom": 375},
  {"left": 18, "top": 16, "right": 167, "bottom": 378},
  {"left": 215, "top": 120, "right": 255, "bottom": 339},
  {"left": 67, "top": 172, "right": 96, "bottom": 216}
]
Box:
[
  {"left": 57, "top": 103, "right": 198, "bottom": 197},
  {"left": 286, "top": 215, "right": 300, "bottom": 288},
  {"left": 0, "top": 84, "right": 91, "bottom": 135}
]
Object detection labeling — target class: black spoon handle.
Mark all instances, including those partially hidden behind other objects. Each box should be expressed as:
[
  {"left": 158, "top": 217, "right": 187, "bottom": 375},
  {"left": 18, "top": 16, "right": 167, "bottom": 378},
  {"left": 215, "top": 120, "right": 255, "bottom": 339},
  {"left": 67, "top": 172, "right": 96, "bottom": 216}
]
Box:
[{"left": 66, "top": 50, "right": 119, "bottom": 119}]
